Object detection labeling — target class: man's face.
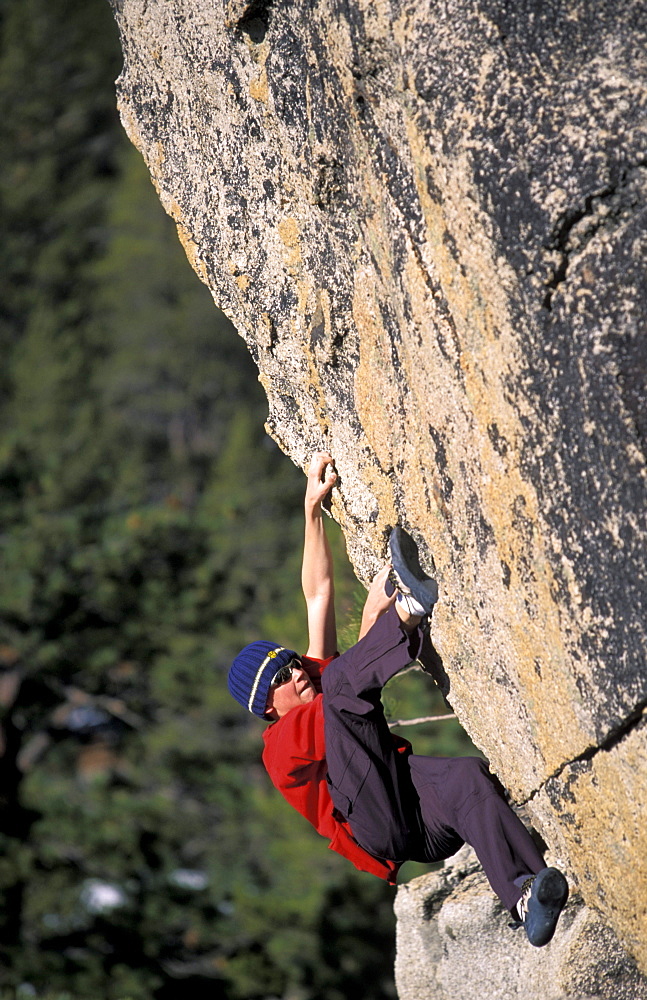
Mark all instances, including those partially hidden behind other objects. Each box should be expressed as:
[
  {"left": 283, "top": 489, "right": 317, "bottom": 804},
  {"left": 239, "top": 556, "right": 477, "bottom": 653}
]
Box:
[{"left": 266, "top": 661, "right": 316, "bottom": 719}]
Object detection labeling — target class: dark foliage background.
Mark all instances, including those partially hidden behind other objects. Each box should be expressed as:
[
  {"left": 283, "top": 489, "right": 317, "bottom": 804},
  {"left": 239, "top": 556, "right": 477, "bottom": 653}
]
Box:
[{"left": 0, "top": 2, "right": 475, "bottom": 997}]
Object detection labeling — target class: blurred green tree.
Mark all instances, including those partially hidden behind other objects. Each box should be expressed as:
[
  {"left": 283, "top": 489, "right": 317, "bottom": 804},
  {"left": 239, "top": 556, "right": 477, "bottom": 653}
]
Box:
[{"left": 0, "top": 0, "right": 475, "bottom": 997}]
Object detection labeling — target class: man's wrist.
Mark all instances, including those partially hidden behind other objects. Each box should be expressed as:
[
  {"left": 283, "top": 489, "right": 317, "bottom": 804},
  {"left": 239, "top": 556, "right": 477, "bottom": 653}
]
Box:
[{"left": 360, "top": 609, "right": 378, "bottom": 631}]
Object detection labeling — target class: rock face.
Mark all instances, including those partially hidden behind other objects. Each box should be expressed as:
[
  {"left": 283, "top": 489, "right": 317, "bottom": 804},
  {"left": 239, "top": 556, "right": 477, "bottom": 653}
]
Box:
[
  {"left": 394, "top": 846, "right": 647, "bottom": 1000},
  {"left": 109, "top": 0, "right": 647, "bottom": 975}
]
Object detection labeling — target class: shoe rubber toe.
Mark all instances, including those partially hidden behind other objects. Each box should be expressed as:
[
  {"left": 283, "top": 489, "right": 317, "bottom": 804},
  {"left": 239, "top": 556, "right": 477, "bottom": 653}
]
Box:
[{"left": 389, "top": 527, "right": 438, "bottom": 613}]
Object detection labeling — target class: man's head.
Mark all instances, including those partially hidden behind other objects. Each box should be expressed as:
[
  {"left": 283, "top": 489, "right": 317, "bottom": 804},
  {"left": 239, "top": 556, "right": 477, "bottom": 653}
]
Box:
[{"left": 228, "top": 642, "right": 316, "bottom": 720}]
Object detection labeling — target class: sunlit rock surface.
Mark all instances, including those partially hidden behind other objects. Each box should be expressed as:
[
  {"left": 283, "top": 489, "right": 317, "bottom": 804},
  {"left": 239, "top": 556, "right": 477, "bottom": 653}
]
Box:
[{"left": 109, "top": 0, "right": 647, "bottom": 974}]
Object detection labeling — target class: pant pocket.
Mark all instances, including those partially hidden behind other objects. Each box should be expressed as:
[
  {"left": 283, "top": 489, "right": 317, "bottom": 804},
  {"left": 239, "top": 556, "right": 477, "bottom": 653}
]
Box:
[{"left": 327, "top": 743, "right": 371, "bottom": 818}]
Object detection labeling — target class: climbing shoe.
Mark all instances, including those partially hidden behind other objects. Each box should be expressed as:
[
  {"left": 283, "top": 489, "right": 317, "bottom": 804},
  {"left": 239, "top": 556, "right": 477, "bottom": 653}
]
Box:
[
  {"left": 388, "top": 526, "right": 438, "bottom": 615},
  {"left": 516, "top": 867, "right": 569, "bottom": 947}
]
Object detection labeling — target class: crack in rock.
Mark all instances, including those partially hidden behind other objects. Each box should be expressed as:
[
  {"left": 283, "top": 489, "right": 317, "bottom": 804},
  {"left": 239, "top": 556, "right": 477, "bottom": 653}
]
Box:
[
  {"left": 542, "top": 162, "right": 647, "bottom": 311},
  {"left": 521, "top": 696, "right": 647, "bottom": 807}
]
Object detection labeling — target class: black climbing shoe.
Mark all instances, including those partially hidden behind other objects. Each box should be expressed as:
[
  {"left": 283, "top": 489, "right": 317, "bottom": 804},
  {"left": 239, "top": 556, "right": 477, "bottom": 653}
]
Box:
[
  {"left": 388, "top": 527, "right": 438, "bottom": 615},
  {"left": 517, "top": 867, "right": 569, "bottom": 947}
]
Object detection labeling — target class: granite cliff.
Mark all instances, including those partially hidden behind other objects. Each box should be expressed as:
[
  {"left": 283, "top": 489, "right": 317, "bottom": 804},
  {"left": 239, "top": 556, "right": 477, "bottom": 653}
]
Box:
[{"left": 109, "top": 0, "right": 647, "bottom": 984}]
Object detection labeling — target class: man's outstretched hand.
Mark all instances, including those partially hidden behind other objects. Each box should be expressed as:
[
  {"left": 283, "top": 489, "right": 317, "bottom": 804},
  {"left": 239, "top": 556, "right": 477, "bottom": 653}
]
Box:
[
  {"left": 303, "top": 451, "right": 338, "bottom": 658},
  {"left": 305, "top": 451, "right": 337, "bottom": 509}
]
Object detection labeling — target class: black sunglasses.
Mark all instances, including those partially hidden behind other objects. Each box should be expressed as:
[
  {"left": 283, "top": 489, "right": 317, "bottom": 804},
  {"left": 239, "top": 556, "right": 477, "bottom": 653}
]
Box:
[{"left": 270, "top": 658, "right": 301, "bottom": 687}]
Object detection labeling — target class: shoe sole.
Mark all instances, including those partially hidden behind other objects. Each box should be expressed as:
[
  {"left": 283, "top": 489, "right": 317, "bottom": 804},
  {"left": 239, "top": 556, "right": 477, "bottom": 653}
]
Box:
[
  {"left": 526, "top": 868, "right": 569, "bottom": 947},
  {"left": 389, "top": 527, "right": 438, "bottom": 612}
]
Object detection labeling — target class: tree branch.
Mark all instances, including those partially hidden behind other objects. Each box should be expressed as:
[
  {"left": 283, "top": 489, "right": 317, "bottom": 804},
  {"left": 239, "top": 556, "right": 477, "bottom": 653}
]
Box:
[{"left": 388, "top": 713, "right": 456, "bottom": 728}]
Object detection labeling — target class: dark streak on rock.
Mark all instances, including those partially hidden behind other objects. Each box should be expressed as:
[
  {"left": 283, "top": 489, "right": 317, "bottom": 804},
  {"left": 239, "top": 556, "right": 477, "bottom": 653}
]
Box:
[
  {"left": 428, "top": 424, "right": 454, "bottom": 507},
  {"left": 487, "top": 422, "right": 509, "bottom": 457}
]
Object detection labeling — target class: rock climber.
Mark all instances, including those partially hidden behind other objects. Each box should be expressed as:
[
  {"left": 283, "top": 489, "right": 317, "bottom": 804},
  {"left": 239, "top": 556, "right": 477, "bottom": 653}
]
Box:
[{"left": 227, "top": 451, "right": 569, "bottom": 946}]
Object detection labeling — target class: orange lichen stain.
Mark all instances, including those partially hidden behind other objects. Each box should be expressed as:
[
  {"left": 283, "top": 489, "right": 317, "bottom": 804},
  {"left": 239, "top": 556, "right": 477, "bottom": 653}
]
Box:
[
  {"left": 277, "top": 217, "right": 302, "bottom": 269},
  {"left": 175, "top": 219, "right": 210, "bottom": 285},
  {"left": 277, "top": 216, "right": 300, "bottom": 247},
  {"left": 479, "top": 453, "right": 584, "bottom": 771},
  {"left": 249, "top": 66, "right": 268, "bottom": 104},
  {"left": 404, "top": 119, "right": 507, "bottom": 359},
  {"left": 163, "top": 196, "right": 183, "bottom": 224},
  {"left": 302, "top": 336, "right": 331, "bottom": 440},
  {"left": 297, "top": 276, "right": 314, "bottom": 317},
  {"left": 142, "top": 141, "right": 168, "bottom": 198},
  {"left": 358, "top": 461, "right": 398, "bottom": 542},
  {"left": 361, "top": 200, "right": 396, "bottom": 287},
  {"left": 115, "top": 100, "right": 145, "bottom": 151},
  {"left": 350, "top": 270, "right": 399, "bottom": 534},
  {"left": 235, "top": 274, "right": 251, "bottom": 291}
]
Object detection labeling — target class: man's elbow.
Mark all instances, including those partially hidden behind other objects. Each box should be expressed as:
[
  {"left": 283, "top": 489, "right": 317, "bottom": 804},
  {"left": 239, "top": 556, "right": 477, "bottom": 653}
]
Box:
[{"left": 305, "top": 588, "right": 334, "bottom": 608}]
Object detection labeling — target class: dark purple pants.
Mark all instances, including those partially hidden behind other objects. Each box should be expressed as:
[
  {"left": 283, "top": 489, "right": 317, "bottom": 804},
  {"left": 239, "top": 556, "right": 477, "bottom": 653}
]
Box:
[{"left": 321, "top": 607, "right": 545, "bottom": 911}]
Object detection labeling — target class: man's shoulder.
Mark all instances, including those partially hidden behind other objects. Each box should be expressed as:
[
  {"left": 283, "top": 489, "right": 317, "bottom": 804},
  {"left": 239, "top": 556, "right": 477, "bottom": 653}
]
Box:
[{"left": 262, "top": 694, "right": 324, "bottom": 751}]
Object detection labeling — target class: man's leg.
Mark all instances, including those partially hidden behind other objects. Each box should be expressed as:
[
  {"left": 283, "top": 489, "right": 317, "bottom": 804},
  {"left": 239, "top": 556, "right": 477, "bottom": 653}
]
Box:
[
  {"left": 408, "top": 755, "right": 546, "bottom": 911},
  {"left": 322, "top": 607, "right": 426, "bottom": 862}
]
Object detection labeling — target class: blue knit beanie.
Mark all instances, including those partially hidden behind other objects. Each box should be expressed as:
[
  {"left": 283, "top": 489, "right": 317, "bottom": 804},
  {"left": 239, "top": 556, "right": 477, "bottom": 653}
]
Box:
[{"left": 228, "top": 641, "right": 299, "bottom": 718}]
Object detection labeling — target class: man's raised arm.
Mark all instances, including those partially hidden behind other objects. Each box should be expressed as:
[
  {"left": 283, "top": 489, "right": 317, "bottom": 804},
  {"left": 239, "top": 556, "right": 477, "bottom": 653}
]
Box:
[{"left": 302, "top": 451, "right": 338, "bottom": 660}]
